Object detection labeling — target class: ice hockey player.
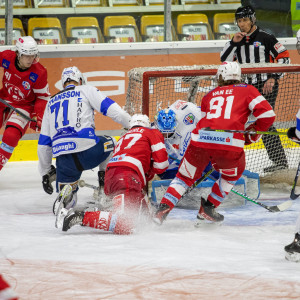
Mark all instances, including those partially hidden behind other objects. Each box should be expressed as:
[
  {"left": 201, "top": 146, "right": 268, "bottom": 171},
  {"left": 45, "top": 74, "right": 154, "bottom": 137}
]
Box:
[
  {"left": 284, "top": 29, "right": 300, "bottom": 262},
  {"left": 58, "top": 114, "right": 169, "bottom": 234},
  {"left": 38, "top": 66, "right": 131, "bottom": 216},
  {"left": 0, "top": 36, "right": 50, "bottom": 171},
  {"left": 153, "top": 61, "right": 275, "bottom": 225}
]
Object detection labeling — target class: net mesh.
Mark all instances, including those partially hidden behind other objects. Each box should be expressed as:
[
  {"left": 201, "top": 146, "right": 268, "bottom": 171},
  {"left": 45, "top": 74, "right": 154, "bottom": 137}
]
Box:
[{"left": 126, "top": 63, "right": 300, "bottom": 183}]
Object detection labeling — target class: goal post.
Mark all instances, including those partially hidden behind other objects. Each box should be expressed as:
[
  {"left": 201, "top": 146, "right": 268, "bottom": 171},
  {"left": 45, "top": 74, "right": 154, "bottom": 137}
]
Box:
[{"left": 126, "top": 63, "right": 300, "bottom": 184}]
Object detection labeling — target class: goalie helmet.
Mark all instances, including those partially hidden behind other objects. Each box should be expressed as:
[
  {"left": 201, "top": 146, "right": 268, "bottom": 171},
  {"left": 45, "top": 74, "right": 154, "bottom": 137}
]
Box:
[
  {"left": 15, "top": 36, "right": 39, "bottom": 56},
  {"left": 216, "top": 61, "right": 241, "bottom": 82},
  {"left": 61, "top": 66, "right": 85, "bottom": 86},
  {"left": 154, "top": 108, "right": 177, "bottom": 134},
  {"left": 129, "top": 114, "right": 151, "bottom": 129},
  {"left": 235, "top": 5, "right": 256, "bottom": 24}
]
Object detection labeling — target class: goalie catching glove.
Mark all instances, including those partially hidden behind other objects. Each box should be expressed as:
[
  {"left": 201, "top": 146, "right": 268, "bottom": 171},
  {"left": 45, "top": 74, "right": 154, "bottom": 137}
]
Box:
[
  {"left": 42, "top": 165, "right": 56, "bottom": 194},
  {"left": 244, "top": 123, "right": 262, "bottom": 145},
  {"left": 287, "top": 127, "right": 300, "bottom": 144}
]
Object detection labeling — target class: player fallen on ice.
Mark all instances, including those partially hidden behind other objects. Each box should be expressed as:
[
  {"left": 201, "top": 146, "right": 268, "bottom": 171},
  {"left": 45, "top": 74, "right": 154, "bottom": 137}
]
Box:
[
  {"left": 153, "top": 61, "right": 275, "bottom": 225},
  {"left": 37, "top": 66, "right": 131, "bottom": 217},
  {"left": 0, "top": 36, "right": 50, "bottom": 171},
  {"left": 57, "top": 114, "right": 169, "bottom": 234}
]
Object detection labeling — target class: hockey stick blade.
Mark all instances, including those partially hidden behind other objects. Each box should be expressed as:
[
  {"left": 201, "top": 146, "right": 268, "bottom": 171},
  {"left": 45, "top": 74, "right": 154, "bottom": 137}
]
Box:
[
  {"left": 231, "top": 189, "right": 293, "bottom": 212},
  {"left": 78, "top": 180, "right": 98, "bottom": 190}
]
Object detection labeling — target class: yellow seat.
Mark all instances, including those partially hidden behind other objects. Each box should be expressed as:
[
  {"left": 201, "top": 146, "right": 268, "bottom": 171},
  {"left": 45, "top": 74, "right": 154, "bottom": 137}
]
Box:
[
  {"left": 140, "top": 15, "right": 177, "bottom": 42},
  {"left": 213, "top": 13, "right": 239, "bottom": 40},
  {"left": 66, "top": 17, "right": 104, "bottom": 44},
  {"left": 177, "top": 14, "right": 214, "bottom": 41},
  {"left": 34, "top": 0, "right": 68, "bottom": 7},
  {"left": 108, "top": 0, "right": 141, "bottom": 6},
  {"left": 0, "top": 18, "right": 25, "bottom": 45},
  {"left": 28, "top": 17, "right": 66, "bottom": 44},
  {"left": 0, "top": 0, "right": 31, "bottom": 8},
  {"left": 103, "top": 16, "right": 141, "bottom": 43},
  {"left": 144, "top": 0, "right": 178, "bottom": 5},
  {"left": 220, "top": 0, "right": 241, "bottom": 3}
]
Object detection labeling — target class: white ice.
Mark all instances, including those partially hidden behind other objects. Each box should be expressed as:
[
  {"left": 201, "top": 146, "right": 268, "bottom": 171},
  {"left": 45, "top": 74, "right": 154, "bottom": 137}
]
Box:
[{"left": 1, "top": 161, "right": 300, "bottom": 299}]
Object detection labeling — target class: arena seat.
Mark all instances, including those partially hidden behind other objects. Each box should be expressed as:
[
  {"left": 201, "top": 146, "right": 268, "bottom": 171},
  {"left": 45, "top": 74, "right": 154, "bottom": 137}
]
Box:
[
  {"left": 34, "top": 0, "right": 68, "bottom": 7},
  {"left": 213, "top": 13, "right": 239, "bottom": 40},
  {"left": 66, "top": 17, "right": 104, "bottom": 44},
  {"left": 140, "top": 15, "right": 177, "bottom": 42},
  {"left": 180, "top": 0, "right": 211, "bottom": 4},
  {"left": 103, "top": 16, "right": 141, "bottom": 43},
  {"left": 0, "top": 0, "right": 31, "bottom": 8},
  {"left": 0, "top": 18, "right": 25, "bottom": 45},
  {"left": 107, "top": 0, "right": 142, "bottom": 6},
  {"left": 177, "top": 14, "right": 214, "bottom": 41},
  {"left": 75, "top": 0, "right": 106, "bottom": 6},
  {"left": 28, "top": 17, "right": 66, "bottom": 44},
  {"left": 219, "top": 0, "right": 241, "bottom": 3},
  {"left": 144, "top": 0, "right": 178, "bottom": 5}
]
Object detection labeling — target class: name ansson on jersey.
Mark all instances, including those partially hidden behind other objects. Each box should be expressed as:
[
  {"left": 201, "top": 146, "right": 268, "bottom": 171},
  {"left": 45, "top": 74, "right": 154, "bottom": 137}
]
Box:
[
  {"left": 212, "top": 89, "right": 233, "bottom": 96},
  {"left": 50, "top": 90, "right": 81, "bottom": 104}
]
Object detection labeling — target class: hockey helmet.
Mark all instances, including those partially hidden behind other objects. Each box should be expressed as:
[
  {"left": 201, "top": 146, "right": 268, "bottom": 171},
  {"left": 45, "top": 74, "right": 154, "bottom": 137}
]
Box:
[
  {"left": 61, "top": 66, "right": 85, "bottom": 86},
  {"left": 235, "top": 5, "right": 256, "bottom": 24},
  {"left": 129, "top": 114, "right": 151, "bottom": 129},
  {"left": 154, "top": 108, "right": 177, "bottom": 134},
  {"left": 217, "top": 61, "right": 241, "bottom": 82},
  {"left": 16, "top": 36, "right": 39, "bottom": 56}
]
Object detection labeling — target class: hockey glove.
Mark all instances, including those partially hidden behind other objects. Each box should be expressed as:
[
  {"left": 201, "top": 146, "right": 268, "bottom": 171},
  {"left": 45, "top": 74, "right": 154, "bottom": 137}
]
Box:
[
  {"left": 42, "top": 165, "right": 56, "bottom": 194},
  {"left": 244, "top": 123, "right": 262, "bottom": 145},
  {"left": 287, "top": 127, "right": 300, "bottom": 144},
  {"left": 29, "top": 114, "right": 42, "bottom": 132}
]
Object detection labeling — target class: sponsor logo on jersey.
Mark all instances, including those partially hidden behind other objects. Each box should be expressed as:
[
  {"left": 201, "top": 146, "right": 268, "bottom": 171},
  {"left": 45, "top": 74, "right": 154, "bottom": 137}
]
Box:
[
  {"left": 109, "top": 154, "right": 126, "bottom": 162},
  {"left": 183, "top": 113, "right": 195, "bottom": 125},
  {"left": 174, "top": 100, "right": 187, "bottom": 110},
  {"left": 253, "top": 41, "right": 261, "bottom": 47},
  {"left": 53, "top": 142, "right": 77, "bottom": 154},
  {"left": 233, "top": 84, "right": 247, "bottom": 87},
  {"left": 198, "top": 130, "right": 233, "bottom": 145},
  {"left": 22, "top": 81, "right": 31, "bottom": 90},
  {"left": 29, "top": 72, "right": 38, "bottom": 82},
  {"left": 180, "top": 132, "right": 191, "bottom": 156},
  {"left": 5, "top": 82, "right": 25, "bottom": 101},
  {"left": 274, "top": 42, "right": 285, "bottom": 53},
  {"left": 2, "top": 59, "right": 10, "bottom": 69}
]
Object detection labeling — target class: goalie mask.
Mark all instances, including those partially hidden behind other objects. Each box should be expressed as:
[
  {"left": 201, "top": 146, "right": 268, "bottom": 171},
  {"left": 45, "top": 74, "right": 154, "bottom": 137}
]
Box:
[
  {"left": 154, "top": 109, "right": 177, "bottom": 137},
  {"left": 129, "top": 114, "right": 151, "bottom": 129},
  {"left": 61, "top": 66, "right": 86, "bottom": 87},
  {"left": 216, "top": 61, "right": 242, "bottom": 82}
]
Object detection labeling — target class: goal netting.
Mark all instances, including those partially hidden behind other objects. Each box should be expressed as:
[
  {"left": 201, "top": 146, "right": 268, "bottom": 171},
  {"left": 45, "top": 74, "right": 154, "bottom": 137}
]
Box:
[{"left": 126, "top": 63, "right": 300, "bottom": 186}]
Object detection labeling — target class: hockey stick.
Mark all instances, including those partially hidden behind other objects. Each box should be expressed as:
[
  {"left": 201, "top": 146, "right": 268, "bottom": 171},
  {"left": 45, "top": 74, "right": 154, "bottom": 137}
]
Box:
[
  {"left": 0, "top": 98, "right": 36, "bottom": 122},
  {"left": 203, "top": 128, "right": 286, "bottom": 136},
  {"left": 231, "top": 188, "right": 293, "bottom": 212},
  {"left": 78, "top": 180, "right": 98, "bottom": 191},
  {"left": 290, "top": 161, "right": 300, "bottom": 200}
]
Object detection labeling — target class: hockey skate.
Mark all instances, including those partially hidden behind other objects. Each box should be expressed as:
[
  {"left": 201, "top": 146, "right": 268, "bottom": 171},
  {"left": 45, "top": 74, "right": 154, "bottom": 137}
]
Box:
[
  {"left": 195, "top": 197, "right": 224, "bottom": 227},
  {"left": 285, "top": 233, "right": 300, "bottom": 262},
  {"left": 153, "top": 203, "right": 172, "bottom": 225},
  {"left": 53, "top": 184, "right": 76, "bottom": 215},
  {"left": 62, "top": 209, "right": 85, "bottom": 232}
]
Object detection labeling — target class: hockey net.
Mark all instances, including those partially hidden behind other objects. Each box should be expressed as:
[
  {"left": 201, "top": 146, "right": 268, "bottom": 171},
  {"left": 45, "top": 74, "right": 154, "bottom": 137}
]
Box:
[{"left": 126, "top": 63, "right": 300, "bottom": 187}]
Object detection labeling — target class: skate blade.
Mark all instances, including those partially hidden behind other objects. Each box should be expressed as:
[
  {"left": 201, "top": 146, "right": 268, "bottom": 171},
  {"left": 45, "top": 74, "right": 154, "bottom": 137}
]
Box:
[
  {"left": 285, "top": 251, "right": 300, "bottom": 262},
  {"left": 55, "top": 208, "right": 69, "bottom": 229},
  {"left": 194, "top": 217, "right": 223, "bottom": 228}
]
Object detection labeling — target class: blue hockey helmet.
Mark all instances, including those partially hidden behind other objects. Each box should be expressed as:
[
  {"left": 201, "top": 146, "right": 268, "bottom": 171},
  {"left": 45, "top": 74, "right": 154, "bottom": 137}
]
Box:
[{"left": 154, "top": 108, "right": 177, "bottom": 134}]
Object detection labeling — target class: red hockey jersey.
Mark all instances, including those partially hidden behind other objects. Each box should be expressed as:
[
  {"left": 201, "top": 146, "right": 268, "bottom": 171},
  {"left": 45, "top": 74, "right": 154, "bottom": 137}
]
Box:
[
  {"left": 191, "top": 83, "right": 275, "bottom": 152},
  {"left": 107, "top": 126, "right": 169, "bottom": 186},
  {"left": 0, "top": 50, "right": 50, "bottom": 118}
]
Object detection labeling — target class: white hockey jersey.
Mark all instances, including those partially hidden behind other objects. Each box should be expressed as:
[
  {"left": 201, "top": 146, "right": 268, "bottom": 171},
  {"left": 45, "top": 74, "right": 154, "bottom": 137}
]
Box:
[
  {"left": 38, "top": 84, "right": 131, "bottom": 176},
  {"left": 164, "top": 100, "right": 202, "bottom": 172}
]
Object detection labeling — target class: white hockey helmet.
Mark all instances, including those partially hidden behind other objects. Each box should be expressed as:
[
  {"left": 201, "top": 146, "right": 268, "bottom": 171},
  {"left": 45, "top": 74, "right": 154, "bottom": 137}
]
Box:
[
  {"left": 61, "top": 66, "right": 85, "bottom": 86},
  {"left": 15, "top": 36, "right": 39, "bottom": 56},
  {"left": 129, "top": 114, "right": 151, "bottom": 129},
  {"left": 216, "top": 61, "right": 242, "bottom": 82}
]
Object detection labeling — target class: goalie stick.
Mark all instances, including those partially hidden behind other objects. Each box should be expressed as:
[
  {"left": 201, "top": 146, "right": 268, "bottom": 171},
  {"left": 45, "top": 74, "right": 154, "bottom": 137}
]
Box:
[
  {"left": 231, "top": 188, "right": 293, "bottom": 212},
  {"left": 290, "top": 161, "right": 300, "bottom": 200},
  {"left": 203, "top": 128, "right": 286, "bottom": 136},
  {"left": 0, "top": 98, "right": 36, "bottom": 122}
]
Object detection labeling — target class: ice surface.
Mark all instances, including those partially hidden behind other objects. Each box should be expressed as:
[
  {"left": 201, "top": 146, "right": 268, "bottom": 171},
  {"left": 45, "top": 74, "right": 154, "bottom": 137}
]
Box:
[{"left": 1, "top": 161, "right": 300, "bottom": 299}]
